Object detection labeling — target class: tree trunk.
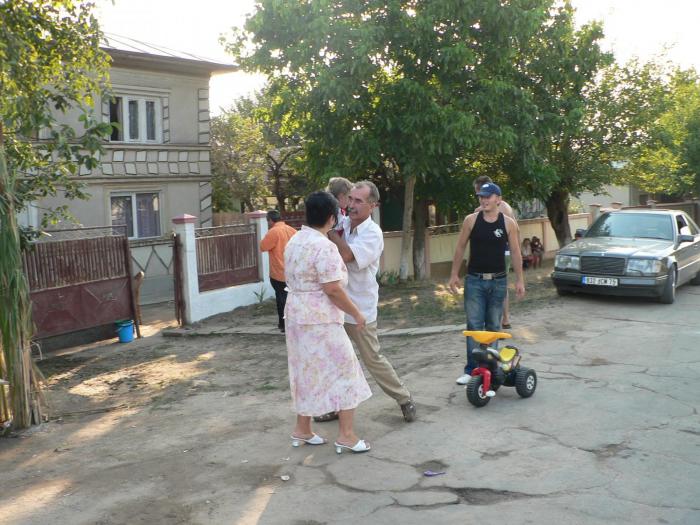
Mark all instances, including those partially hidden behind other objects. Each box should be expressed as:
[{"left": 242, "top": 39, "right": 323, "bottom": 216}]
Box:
[
  {"left": 399, "top": 175, "right": 416, "bottom": 282},
  {"left": 272, "top": 170, "right": 286, "bottom": 213},
  {"left": 0, "top": 146, "right": 42, "bottom": 430},
  {"left": 412, "top": 197, "right": 428, "bottom": 280},
  {"left": 546, "top": 188, "right": 572, "bottom": 247}
]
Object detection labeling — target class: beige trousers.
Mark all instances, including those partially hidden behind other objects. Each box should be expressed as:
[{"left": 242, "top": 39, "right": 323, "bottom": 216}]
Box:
[{"left": 344, "top": 322, "right": 411, "bottom": 405}]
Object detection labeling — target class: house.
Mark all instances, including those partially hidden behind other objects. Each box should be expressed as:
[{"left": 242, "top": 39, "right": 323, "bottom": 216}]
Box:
[{"left": 20, "top": 35, "right": 236, "bottom": 303}]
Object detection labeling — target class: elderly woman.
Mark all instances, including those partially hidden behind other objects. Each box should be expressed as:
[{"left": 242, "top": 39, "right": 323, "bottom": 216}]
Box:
[{"left": 284, "top": 191, "right": 372, "bottom": 454}]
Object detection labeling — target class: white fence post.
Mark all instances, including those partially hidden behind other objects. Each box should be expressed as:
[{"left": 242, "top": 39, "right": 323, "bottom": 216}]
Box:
[
  {"left": 172, "top": 214, "right": 198, "bottom": 325},
  {"left": 245, "top": 210, "right": 273, "bottom": 297}
]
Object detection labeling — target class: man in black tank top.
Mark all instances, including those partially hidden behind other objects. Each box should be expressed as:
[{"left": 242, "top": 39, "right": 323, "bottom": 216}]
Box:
[{"left": 448, "top": 183, "right": 525, "bottom": 385}]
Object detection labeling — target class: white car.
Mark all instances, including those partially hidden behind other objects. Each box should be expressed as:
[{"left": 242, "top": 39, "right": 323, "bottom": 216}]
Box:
[{"left": 551, "top": 209, "right": 700, "bottom": 304}]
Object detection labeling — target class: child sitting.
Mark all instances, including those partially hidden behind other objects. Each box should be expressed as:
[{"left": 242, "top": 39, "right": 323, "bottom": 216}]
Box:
[{"left": 521, "top": 238, "right": 534, "bottom": 269}]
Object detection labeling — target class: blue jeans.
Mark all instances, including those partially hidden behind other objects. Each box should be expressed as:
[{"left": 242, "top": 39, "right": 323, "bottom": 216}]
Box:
[{"left": 464, "top": 274, "right": 508, "bottom": 374}]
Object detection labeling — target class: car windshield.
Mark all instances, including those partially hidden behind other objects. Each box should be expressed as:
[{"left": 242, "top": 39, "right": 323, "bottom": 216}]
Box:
[{"left": 587, "top": 213, "right": 674, "bottom": 240}]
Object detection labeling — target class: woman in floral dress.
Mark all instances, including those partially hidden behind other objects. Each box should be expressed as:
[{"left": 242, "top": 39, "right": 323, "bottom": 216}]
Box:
[{"left": 284, "top": 191, "right": 372, "bottom": 453}]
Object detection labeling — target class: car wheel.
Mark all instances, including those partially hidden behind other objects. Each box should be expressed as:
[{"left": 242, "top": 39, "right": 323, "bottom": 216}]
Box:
[
  {"left": 515, "top": 368, "right": 537, "bottom": 398},
  {"left": 466, "top": 376, "right": 491, "bottom": 407},
  {"left": 659, "top": 266, "right": 676, "bottom": 304}
]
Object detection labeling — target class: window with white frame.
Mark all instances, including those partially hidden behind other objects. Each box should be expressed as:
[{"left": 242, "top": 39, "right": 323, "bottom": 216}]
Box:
[
  {"left": 110, "top": 191, "right": 162, "bottom": 238},
  {"left": 109, "top": 95, "right": 162, "bottom": 143}
]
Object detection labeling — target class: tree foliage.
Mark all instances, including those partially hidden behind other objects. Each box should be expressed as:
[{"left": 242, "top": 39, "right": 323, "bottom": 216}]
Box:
[
  {"left": 615, "top": 64, "right": 700, "bottom": 198},
  {"left": 226, "top": 0, "right": 699, "bottom": 254},
  {"left": 211, "top": 92, "right": 311, "bottom": 214},
  {"left": 211, "top": 110, "right": 269, "bottom": 213},
  {"left": 227, "top": 0, "right": 555, "bottom": 277},
  {"left": 498, "top": 2, "right": 612, "bottom": 246},
  {"left": 1, "top": 0, "right": 112, "bottom": 225},
  {"left": 0, "top": 0, "right": 111, "bottom": 429}
]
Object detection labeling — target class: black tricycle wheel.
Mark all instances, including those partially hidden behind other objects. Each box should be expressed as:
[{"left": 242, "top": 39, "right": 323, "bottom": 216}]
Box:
[
  {"left": 515, "top": 368, "right": 537, "bottom": 398},
  {"left": 466, "top": 376, "right": 491, "bottom": 407}
]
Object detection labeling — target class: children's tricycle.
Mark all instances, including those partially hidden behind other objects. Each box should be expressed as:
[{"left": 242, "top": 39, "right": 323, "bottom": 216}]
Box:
[{"left": 463, "top": 330, "right": 537, "bottom": 407}]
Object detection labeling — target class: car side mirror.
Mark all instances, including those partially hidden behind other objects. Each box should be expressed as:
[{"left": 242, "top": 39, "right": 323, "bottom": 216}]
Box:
[{"left": 677, "top": 234, "right": 695, "bottom": 244}]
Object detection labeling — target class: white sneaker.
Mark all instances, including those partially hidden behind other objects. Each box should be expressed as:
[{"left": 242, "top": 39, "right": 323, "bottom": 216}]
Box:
[
  {"left": 456, "top": 374, "right": 471, "bottom": 385},
  {"left": 486, "top": 390, "right": 496, "bottom": 397}
]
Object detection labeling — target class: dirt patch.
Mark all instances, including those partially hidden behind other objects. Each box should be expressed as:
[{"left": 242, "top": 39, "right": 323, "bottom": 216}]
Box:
[{"left": 38, "top": 332, "right": 290, "bottom": 420}]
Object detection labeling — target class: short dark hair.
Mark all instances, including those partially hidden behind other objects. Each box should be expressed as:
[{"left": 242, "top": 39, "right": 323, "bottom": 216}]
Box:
[
  {"left": 305, "top": 191, "right": 339, "bottom": 228},
  {"left": 474, "top": 175, "right": 493, "bottom": 189},
  {"left": 267, "top": 209, "right": 281, "bottom": 222}
]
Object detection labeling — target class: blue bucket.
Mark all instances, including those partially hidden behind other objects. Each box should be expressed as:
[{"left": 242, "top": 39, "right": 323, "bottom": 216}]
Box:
[{"left": 116, "top": 320, "right": 135, "bottom": 343}]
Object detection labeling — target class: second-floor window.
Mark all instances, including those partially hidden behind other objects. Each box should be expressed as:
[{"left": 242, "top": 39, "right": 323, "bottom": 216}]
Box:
[{"left": 109, "top": 95, "right": 162, "bottom": 143}]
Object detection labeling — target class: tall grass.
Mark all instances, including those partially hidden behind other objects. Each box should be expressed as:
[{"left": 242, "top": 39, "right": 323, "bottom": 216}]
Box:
[{"left": 0, "top": 148, "right": 42, "bottom": 429}]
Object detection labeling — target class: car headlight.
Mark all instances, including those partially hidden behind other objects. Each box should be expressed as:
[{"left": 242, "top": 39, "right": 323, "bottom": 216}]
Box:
[
  {"left": 626, "top": 259, "right": 662, "bottom": 276},
  {"left": 555, "top": 254, "right": 580, "bottom": 271}
]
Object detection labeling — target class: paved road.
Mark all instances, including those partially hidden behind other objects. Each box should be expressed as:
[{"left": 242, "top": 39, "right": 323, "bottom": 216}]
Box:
[
  {"left": 2, "top": 284, "right": 699, "bottom": 524},
  {"left": 248, "top": 285, "right": 700, "bottom": 524}
]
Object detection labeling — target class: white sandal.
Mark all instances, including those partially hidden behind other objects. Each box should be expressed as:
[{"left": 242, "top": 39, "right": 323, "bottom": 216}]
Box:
[
  {"left": 334, "top": 439, "right": 371, "bottom": 454},
  {"left": 291, "top": 433, "right": 327, "bottom": 447}
]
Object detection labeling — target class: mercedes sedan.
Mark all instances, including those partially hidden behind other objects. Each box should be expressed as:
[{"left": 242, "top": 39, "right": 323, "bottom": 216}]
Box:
[{"left": 551, "top": 209, "right": 700, "bottom": 304}]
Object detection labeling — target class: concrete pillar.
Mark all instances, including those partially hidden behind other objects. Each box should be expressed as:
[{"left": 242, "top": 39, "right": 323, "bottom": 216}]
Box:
[
  {"left": 245, "top": 210, "right": 270, "bottom": 284},
  {"left": 423, "top": 229, "right": 431, "bottom": 279},
  {"left": 172, "top": 214, "right": 198, "bottom": 325},
  {"left": 589, "top": 203, "right": 601, "bottom": 223}
]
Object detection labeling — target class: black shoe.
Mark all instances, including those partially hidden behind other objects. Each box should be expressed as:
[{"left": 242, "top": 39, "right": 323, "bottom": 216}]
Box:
[{"left": 400, "top": 398, "right": 416, "bottom": 422}]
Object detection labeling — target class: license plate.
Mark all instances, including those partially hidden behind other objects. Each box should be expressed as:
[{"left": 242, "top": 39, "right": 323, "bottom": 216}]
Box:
[{"left": 582, "top": 276, "right": 618, "bottom": 286}]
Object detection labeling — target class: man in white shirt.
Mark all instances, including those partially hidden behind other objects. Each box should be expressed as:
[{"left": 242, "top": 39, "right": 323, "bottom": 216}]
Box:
[{"left": 320, "top": 180, "right": 416, "bottom": 423}]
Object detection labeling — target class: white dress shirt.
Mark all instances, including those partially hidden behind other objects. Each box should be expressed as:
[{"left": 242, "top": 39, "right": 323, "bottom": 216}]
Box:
[{"left": 341, "top": 215, "right": 383, "bottom": 324}]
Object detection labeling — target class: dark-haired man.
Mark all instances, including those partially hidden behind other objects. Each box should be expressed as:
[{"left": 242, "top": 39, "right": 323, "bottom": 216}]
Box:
[
  {"left": 449, "top": 182, "right": 525, "bottom": 385},
  {"left": 260, "top": 209, "right": 297, "bottom": 332}
]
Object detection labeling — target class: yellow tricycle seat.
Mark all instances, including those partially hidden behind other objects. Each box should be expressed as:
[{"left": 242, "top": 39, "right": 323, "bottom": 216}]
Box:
[{"left": 462, "top": 330, "right": 512, "bottom": 345}]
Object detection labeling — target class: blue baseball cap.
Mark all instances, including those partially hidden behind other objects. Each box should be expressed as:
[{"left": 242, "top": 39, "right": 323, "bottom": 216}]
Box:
[{"left": 476, "top": 182, "right": 502, "bottom": 197}]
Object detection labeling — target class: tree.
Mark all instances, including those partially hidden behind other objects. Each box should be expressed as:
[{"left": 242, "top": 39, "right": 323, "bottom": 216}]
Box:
[
  {"left": 618, "top": 65, "right": 700, "bottom": 198},
  {"left": 211, "top": 93, "right": 310, "bottom": 214},
  {"left": 501, "top": 2, "right": 613, "bottom": 246},
  {"left": 227, "top": 0, "right": 553, "bottom": 280},
  {"left": 239, "top": 91, "right": 309, "bottom": 213},
  {"left": 211, "top": 110, "right": 269, "bottom": 213},
  {"left": 0, "top": 0, "right": 111, "bottom": 429}
]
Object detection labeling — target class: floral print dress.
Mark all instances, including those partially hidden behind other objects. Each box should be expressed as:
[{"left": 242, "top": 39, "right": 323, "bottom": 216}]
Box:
[{"left": 283, "top": 226, "right": 371, "bottom": 416}]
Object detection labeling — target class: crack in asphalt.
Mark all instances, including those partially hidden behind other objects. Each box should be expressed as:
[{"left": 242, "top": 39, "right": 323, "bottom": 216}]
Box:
[
  {"left": 588, "top": 315, "right": 691, "bottom": 327},
  {"left": 630, "top": 383, "right": 698, "bottom": 413}
]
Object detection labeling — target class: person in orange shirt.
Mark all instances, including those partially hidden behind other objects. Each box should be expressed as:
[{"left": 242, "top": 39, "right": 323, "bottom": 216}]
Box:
[{"left": 260, "top": 210, "right": 298, "bottom": 332}]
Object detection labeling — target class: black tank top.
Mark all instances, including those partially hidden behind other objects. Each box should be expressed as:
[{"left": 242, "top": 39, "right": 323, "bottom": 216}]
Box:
[{"left": 467, "top": 212, "right": 507, "bottom": 274}]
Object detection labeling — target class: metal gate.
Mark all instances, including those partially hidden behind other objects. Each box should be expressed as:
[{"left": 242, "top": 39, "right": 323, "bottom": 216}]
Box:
[
  {"left": 195, "top": 224, "right": 259, "bottom": 292},
  {"left": 22, "top": 226, "right": 140, "bottom": 340}
]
